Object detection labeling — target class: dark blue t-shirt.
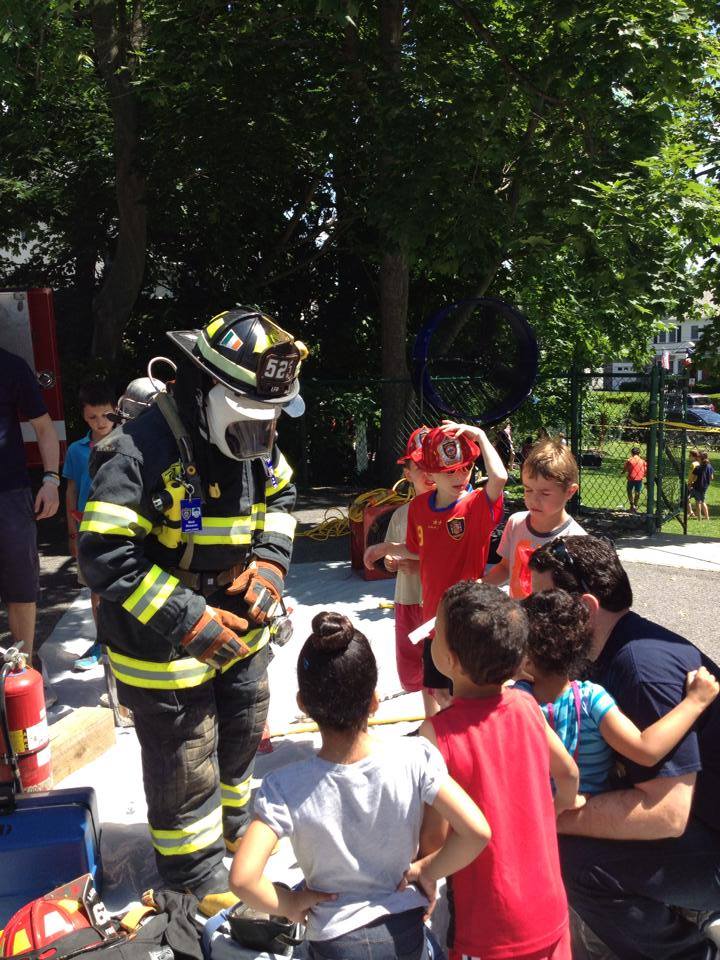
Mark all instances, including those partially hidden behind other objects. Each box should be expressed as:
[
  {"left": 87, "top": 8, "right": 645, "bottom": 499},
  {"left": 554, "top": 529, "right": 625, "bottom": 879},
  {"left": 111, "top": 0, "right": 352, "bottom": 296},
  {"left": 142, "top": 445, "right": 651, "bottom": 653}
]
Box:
[
  {"left": 0, "top": 348, "right": 48, "bottom": 491},
  {"left": 595, "top": 610, "right": 720, "bottom": 831},
  {"left": 692, "top": 462, "right": 714, "bottom": 493}
]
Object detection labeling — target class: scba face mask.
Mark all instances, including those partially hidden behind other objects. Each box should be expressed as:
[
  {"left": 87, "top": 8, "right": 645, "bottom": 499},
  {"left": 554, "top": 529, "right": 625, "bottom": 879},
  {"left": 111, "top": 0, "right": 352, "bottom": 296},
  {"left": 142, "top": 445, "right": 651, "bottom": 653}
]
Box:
[{"left": 204, "top": 384, "right": 280, "bottom": 461}]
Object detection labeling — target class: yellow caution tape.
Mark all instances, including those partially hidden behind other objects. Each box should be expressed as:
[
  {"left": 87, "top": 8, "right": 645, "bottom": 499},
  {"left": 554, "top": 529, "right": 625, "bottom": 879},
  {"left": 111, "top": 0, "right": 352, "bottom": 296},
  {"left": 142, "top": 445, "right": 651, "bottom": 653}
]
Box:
[{"left": 631, "top": 420, "right": 720, "bottom": 433}]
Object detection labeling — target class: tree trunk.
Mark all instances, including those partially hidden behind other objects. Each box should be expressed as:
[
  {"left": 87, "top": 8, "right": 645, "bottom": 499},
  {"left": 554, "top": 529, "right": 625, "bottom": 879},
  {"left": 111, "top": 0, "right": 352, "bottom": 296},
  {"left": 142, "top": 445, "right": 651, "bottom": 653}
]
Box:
[
  {"left": 378, "top": 248, "right": 411, "bottom": 481},
  {"left": 376, "top": 0, "right": 411, "bottom": 484},
  {"left": 89, "top": 0, "right": 146, "bottom": 361}
]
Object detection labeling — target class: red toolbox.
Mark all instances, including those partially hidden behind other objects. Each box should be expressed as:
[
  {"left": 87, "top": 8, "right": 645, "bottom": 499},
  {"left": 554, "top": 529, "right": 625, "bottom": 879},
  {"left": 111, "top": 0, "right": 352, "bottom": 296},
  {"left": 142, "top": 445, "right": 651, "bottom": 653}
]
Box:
[{"left": 349, "top": 500, "right": 400, "bottom": 582}]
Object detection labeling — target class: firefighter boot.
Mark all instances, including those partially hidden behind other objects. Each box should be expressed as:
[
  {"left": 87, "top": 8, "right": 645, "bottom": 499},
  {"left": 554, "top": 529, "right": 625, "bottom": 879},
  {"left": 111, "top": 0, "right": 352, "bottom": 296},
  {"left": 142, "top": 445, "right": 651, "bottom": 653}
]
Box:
[{"left": 189, "top": 863, "right": 240, "bottom": 918}]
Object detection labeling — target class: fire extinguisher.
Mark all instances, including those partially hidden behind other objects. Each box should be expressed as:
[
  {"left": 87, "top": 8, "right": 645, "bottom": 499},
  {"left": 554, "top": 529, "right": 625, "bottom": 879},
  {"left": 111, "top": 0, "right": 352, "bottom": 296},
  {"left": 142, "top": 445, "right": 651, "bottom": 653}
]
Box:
[{"left": 0, "top": 646, "right": 53, "bottom": 793}]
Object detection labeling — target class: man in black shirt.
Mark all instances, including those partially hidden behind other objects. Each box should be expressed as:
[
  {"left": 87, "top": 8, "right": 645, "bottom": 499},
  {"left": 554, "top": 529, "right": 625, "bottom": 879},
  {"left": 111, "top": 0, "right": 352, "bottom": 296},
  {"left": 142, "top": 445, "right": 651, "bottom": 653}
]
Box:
[
  {"left": 0, "top": 348, "right": 60, "bottom": 682},
  {"left": 530, "top": 535, "right": 720, "bottom": 959}
]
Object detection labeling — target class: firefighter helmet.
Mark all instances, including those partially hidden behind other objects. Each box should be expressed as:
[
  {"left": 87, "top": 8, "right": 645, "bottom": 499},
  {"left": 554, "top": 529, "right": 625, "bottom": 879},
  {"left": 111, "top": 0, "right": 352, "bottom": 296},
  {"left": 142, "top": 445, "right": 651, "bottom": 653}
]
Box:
[
  {"left": 166, "top": 308, "right": 307, "bottom": 411},
  {"left": 420, "top": 426, "right": 480, "bottom": 472}
]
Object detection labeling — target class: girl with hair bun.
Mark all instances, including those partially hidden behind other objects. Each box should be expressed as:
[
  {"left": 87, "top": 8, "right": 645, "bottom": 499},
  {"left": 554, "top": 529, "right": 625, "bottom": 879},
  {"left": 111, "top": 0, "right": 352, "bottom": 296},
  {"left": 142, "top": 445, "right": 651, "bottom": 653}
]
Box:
[{"left": 230, "top": 610, "right": 491, "bottom": 960}]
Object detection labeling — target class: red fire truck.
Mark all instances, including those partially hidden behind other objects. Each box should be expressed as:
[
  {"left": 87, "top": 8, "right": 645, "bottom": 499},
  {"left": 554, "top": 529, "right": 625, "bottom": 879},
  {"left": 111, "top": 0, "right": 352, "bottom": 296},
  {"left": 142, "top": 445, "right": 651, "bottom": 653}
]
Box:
[{"left": 0, "top": 289, "right": 66, "bottom": 465}]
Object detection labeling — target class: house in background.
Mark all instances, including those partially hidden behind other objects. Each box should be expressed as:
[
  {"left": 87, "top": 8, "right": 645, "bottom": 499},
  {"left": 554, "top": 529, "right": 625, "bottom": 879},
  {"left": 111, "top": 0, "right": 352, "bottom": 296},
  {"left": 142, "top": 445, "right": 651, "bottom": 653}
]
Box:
[{"left": 600, "top": 312, "right": 715, "bottom": 389}]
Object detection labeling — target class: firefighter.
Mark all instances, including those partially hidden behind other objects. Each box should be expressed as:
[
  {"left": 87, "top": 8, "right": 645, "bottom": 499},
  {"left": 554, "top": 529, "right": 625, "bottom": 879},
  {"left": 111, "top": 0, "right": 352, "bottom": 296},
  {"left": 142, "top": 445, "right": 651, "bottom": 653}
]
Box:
[{"left": 78, "top": 308, "right": 306, "bottom": 912}]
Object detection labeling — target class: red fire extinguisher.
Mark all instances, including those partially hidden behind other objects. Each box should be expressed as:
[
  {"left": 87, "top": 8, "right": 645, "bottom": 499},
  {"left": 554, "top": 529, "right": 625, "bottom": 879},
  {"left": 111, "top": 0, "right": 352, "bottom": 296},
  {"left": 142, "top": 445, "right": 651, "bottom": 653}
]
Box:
[{"left": 0, "top": 646, "right": 53, "bottom": 792}]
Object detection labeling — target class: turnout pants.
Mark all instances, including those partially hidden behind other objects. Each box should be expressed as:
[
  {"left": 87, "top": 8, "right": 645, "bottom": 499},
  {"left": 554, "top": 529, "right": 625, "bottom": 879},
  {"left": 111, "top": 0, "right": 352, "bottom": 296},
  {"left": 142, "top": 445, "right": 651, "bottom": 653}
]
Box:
[{"left": 117, "top": 645, "right": 270, "bottom": 891}]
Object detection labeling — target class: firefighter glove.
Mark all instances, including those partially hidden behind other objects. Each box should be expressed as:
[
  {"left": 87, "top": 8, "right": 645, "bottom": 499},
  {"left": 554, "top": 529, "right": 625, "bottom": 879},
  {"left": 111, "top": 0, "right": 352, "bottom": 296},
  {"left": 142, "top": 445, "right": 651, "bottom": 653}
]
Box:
[
  {"left": 225, "top": 559, "right": 285, "bottom": 624},
  {"left": 181, "top": 607, "right": 250, "bottom": 669}
]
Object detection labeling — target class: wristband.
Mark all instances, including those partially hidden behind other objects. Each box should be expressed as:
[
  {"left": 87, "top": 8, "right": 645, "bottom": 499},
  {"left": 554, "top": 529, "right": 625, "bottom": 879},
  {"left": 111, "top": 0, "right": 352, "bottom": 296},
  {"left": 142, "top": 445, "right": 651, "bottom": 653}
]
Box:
[{"left": 43, "top": 473, "right": 61, "bottom": 487}]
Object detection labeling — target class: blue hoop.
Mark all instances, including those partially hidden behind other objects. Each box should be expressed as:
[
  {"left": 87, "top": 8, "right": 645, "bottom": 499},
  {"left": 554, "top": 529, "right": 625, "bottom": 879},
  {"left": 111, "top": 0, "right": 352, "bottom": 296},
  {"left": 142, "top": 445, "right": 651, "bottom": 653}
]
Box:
[{"left": 412, "top": 296, "right": 538, "bottom": 425}]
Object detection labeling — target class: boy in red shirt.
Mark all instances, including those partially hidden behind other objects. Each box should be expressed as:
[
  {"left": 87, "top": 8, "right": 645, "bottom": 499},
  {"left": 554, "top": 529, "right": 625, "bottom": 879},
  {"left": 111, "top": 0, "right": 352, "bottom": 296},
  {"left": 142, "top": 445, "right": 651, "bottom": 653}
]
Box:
[
  {"left": 408, "top": 581, "right": 582, "bottom": 960},
  {"left": 364, "top": 422, "right": 506, "bottom": 705},
  {"left": 622, "top": 446, "right": 647, "bottom": 513}
]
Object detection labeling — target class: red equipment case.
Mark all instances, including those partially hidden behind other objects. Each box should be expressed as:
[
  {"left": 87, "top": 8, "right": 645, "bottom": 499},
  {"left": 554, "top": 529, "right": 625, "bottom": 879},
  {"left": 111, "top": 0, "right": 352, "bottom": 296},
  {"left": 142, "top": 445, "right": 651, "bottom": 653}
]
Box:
[{"left": 349, "top": 500, "right": 399, "bottom": 582}]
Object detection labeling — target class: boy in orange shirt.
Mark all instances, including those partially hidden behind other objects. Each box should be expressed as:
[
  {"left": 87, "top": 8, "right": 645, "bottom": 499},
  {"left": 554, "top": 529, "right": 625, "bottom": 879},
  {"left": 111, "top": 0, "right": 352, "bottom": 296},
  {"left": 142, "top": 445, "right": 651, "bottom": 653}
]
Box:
[{"left": 622, "top": 446, "right": 647, "bottom": 513}]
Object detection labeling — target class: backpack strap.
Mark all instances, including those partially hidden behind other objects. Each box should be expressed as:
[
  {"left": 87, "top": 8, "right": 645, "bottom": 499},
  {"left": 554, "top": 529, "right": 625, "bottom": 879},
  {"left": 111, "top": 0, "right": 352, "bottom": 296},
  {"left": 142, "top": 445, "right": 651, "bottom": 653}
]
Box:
[
  {"left": 155, "top": 393, "right": 202, "bottom": 499},
  {"left": 155, "top": 393, "right": 202, "bottom": 570}
]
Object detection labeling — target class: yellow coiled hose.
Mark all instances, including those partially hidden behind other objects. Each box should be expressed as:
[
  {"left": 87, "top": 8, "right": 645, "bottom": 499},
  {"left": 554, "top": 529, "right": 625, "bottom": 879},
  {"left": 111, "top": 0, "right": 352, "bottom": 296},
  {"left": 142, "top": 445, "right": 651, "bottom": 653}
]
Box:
[{"left": 295, "top": 483, "right": 413, "bottom": 540}]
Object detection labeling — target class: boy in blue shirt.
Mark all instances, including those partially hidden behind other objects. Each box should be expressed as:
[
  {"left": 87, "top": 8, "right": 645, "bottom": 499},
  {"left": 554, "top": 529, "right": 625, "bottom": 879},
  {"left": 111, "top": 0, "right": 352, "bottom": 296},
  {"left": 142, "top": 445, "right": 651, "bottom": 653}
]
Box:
[{"left": 63, "top": 380, "right": 116, "bottom": 669}]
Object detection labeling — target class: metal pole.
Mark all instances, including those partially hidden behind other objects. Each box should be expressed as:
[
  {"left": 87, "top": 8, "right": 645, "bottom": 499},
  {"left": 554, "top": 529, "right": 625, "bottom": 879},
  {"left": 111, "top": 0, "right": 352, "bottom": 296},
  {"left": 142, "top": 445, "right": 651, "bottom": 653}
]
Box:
[
  {"left": 569, "top": 367, "right": 581, "bottom": 515},
  {"left": 680, "top": 376, "right": 688, "bottom": 535},
  {"left": 645, "top": 364, "right": 659, "bottom": 535},
  {"left": 655, "top": 365, "right": 665, "bottom": 533}
]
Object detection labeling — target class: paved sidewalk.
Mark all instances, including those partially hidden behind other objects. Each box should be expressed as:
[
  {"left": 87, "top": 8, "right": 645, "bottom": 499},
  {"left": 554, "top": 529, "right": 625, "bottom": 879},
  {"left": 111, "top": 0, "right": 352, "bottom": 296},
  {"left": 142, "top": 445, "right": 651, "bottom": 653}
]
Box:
[{"left": 616, "top": 532, "right": 720, "bottom": 572}]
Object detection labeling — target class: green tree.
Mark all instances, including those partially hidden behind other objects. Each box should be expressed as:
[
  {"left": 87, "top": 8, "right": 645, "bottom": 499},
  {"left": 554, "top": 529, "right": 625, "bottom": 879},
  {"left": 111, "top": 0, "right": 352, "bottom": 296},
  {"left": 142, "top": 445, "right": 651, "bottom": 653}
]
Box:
[{"left": 1, "top": 0, "right": 719, "bottom": 482}]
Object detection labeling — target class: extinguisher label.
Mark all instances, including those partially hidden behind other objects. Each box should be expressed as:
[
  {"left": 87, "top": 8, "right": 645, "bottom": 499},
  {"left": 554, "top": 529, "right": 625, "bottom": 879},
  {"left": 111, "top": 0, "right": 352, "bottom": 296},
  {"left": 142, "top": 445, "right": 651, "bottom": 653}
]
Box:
[
  {"left": 10, "top": 718, "right": 49, "bottom": 754},
  {"left": 35, "top": 744, "right": 52, "bottom": 768}
]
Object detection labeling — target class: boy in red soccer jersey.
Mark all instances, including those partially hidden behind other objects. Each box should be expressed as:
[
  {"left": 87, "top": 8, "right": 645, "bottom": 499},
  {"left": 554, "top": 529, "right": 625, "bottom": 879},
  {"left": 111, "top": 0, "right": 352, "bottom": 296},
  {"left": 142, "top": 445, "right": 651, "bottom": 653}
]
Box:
[
  {"left": 364, "top": 421, "right": 506, "bottom": 701},
  {"left": 406, "top": 581, "right": 581, "bottom": 960}
]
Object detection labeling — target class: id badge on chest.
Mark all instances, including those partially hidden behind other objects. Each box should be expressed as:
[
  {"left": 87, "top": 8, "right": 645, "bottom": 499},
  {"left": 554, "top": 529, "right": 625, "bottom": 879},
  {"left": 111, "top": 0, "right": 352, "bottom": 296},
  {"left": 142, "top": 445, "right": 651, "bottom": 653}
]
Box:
[{"left": 180, "top": 498, "right": 203, "bottom": 533}]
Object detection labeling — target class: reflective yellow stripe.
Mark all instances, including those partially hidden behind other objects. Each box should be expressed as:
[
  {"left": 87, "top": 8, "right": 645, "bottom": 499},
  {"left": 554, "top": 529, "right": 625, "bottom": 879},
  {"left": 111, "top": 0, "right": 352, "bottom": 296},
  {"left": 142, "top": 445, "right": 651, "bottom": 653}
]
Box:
[
  {"left": 219, "top": 625, "right": 269, "bottom": 668},
  {"left": 108, "top": 628, "right": 269, "bottom": 689},
  {"left": 80, "top": 501, "right": 153, "bottom": 538},
  {"left": 198, "top": 335, "right": 256, "bottom": 386},
  {"left": 190, "top": 505, "right": 265, "bottom": 545},
  {"left": 11, "top": 931, "right": 32, "bottom": 955},
  {"left": 122, "top": 565, "right": 182, "bottom": 624},
  {"left": 262, "top": 512, "right": 296, "bottom": 538},
  {"left": 220, "top": 776, "right": 252, "bottom": 808},
  {"left": 206, "top": 314, "right": 227, "bottom": 337},
  {"left": 151, "top": 806, "right": 223, "bottom": 857},
  {"left": 108, "top": 649, "right": 215, "bottom": 688}
]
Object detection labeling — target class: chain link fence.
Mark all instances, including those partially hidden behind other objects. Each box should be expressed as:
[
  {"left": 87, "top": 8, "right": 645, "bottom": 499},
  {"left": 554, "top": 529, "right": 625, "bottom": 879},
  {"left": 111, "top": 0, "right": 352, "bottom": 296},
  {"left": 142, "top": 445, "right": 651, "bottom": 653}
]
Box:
[
  {"left": 280, "top": 369, "right": 715, "bottom": 536},
  {"left": 573, "top": 371, "right": 654, "bottom": 521},
  {"left": 280, "top": 377, "right": 530, "bottom": 488}
]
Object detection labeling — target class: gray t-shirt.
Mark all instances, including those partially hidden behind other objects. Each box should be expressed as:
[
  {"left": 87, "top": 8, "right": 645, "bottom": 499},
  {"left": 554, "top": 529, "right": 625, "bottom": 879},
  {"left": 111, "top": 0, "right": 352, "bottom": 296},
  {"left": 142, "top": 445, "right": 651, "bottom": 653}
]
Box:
[
  {"left": 254, "top": 736, "right": 447, "bottom": 941},
  {"left": 497, "top": 510, "right": 587, "bottom": 597}
]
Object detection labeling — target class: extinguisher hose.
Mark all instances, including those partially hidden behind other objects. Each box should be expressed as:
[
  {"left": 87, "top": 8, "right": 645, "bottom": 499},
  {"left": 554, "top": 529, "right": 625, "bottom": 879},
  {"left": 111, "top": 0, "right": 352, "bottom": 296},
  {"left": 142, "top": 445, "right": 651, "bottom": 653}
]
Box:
[{"left": 0, "top": 662, "right": 23, "bottom": 792}]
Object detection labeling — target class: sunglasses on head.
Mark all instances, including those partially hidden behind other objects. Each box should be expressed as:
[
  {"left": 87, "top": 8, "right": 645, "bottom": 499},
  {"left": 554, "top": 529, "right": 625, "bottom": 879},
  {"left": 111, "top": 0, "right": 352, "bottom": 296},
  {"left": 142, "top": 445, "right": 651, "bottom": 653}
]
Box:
[{"left": 548, "top": 538, "right": 591, "bottom": 594}]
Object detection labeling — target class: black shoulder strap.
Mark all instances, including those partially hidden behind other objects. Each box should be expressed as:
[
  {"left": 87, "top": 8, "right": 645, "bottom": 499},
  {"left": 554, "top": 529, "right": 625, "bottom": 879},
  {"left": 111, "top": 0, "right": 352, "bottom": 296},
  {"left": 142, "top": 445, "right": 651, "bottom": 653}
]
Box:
[{"left": 155, "top": 393, "right": 203, "bottom": 501}]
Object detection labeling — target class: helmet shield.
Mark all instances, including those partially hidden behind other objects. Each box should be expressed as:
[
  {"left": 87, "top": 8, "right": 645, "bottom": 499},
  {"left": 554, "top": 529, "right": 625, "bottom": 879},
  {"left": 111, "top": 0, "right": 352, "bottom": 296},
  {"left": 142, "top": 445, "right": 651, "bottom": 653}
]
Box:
[{"left": 205, "top": 384, "right": 279, "bottom": 461}]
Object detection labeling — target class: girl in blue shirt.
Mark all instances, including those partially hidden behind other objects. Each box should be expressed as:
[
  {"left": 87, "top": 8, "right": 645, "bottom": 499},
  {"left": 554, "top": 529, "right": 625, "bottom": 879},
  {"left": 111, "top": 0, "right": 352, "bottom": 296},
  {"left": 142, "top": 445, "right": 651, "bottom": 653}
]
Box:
[{"left": 517, "top": 590, "right": 719, "bottom": 794}]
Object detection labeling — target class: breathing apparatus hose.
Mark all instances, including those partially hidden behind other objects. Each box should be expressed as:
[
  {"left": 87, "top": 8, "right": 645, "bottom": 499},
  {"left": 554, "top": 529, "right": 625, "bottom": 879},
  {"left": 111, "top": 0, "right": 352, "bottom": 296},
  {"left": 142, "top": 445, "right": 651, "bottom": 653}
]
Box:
[{"left": 0, "top": 658, "right": 23, "bottom": 792}]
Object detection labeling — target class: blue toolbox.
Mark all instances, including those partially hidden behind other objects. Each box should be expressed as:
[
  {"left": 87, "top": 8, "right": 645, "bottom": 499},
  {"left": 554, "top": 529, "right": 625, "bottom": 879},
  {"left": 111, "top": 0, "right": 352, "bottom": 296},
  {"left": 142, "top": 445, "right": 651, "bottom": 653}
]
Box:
[{"left": 0, "top": 786, "right": 103, "bottom": 926}]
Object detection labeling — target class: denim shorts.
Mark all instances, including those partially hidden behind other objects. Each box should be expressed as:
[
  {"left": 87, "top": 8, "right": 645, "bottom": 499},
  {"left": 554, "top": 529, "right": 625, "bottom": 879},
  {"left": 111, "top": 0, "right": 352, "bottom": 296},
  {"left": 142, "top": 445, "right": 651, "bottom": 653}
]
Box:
[
  {"left": 308, "top": 909, "right": 427, "bottom": 960},
  {"left": 0, "top": 487, "right": 39, "bottom": 603}
]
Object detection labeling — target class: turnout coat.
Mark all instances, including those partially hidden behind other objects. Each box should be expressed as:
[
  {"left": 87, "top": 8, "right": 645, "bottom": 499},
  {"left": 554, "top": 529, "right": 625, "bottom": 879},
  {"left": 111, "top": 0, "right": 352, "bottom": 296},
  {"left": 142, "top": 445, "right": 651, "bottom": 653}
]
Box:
[{"left": 78, "top": 403, "right": 296, "bottom": 691}]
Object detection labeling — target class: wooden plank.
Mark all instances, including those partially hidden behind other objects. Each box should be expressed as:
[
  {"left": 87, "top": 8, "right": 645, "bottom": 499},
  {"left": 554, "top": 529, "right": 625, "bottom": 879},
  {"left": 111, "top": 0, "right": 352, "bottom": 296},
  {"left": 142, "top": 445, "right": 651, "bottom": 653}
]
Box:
[{"left": 49, "top": 707, "right": 116, "bottom": 784}]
